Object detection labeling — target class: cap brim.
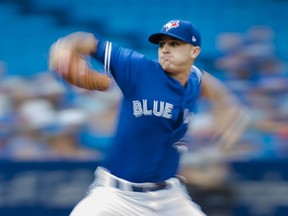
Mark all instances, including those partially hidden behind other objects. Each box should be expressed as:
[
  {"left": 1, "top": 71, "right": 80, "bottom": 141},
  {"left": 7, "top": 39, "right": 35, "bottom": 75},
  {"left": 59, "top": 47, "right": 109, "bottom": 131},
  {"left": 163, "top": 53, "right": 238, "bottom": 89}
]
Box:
[{"left": 148, "top": 33, "right": 189, "bottom": 44}]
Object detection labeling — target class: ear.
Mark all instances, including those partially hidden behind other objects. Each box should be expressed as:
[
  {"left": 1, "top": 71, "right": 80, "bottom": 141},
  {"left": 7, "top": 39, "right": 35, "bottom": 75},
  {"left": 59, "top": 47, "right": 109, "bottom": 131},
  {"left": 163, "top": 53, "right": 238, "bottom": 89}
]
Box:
[{"left": 191, "top": 46, "right": 201, "bottom": 59}]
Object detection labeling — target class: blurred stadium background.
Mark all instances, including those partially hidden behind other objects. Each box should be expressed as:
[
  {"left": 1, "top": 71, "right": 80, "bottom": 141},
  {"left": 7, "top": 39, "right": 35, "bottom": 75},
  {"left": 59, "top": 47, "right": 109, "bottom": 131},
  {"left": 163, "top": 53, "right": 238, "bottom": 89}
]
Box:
[{"left": 0, "top": 0, "right": 288, "bottom": 215}]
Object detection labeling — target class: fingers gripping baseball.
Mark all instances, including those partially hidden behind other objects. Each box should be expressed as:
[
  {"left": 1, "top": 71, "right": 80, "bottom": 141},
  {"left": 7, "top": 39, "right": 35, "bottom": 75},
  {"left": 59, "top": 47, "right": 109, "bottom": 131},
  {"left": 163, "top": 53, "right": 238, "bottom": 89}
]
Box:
[{"left": 49, "top": 36, "right": 111, "bottom": 91}]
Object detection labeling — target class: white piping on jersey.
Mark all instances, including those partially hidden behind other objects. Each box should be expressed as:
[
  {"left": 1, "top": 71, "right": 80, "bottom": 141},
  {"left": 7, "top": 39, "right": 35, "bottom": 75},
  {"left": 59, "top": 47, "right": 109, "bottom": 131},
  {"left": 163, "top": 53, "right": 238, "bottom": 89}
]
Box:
[
  {"left": 104, "top": 41, "right": 112, "bottom": 76},
  {"left": 192, "top": 65, "right": 203, "bottom": 83}
]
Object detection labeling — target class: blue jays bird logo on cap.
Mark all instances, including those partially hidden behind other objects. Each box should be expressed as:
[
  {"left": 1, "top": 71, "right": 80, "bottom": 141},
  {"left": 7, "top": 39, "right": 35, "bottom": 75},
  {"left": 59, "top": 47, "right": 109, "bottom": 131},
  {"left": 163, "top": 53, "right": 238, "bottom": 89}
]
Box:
[
  {"left": 148, "top": 19, "right": 201, "bottom": 47},
  {"left": 164, "top": 20, "right": 179, "bottom": 32}
]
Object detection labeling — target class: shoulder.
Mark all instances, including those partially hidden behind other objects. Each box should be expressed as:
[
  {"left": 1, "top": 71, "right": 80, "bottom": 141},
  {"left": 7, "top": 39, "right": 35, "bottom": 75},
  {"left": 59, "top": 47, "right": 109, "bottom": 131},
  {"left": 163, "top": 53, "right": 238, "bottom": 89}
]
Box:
[
  {"left": 191, "top": 65, "right": 203, "bottom": 77},
  {"left": 191, "top": 65, "right": 203, "bottom": 83}
]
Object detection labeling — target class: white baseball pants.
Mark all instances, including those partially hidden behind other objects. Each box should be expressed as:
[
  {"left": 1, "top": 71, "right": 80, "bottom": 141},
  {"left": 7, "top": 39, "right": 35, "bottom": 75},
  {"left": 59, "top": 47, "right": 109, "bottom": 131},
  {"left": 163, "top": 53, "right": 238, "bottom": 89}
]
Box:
[{"left": 70, "top": 167, "right": 206, "bottom": 216}]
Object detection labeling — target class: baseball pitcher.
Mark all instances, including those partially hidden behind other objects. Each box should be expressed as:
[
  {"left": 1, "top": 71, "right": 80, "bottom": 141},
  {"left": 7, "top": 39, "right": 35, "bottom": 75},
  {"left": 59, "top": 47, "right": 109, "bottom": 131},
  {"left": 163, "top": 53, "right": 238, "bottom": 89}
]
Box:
[{"left": 49, "top": 20, "right": 248, "bottom": 216}]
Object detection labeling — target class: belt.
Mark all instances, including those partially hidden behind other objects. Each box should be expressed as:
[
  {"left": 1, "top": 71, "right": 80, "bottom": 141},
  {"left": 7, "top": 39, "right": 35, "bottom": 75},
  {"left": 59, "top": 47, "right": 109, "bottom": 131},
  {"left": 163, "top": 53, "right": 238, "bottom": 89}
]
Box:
[
  {"left": 113, "top": 179, "right": 169, "bottom": 193},
  {"left": 95, "top": 167, "right": 172, "bottom": 193}
]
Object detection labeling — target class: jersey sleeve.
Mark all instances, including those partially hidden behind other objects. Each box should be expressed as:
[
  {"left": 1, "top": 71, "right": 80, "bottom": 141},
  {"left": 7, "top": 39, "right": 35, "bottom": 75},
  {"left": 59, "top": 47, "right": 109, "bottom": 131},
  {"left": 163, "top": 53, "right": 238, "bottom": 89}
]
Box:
[
  {"left": 93, "top": 39, "right": 145, "bottom": 95},
  {"left": 191, "top": 65, "right": 203, "bottom": 84}
]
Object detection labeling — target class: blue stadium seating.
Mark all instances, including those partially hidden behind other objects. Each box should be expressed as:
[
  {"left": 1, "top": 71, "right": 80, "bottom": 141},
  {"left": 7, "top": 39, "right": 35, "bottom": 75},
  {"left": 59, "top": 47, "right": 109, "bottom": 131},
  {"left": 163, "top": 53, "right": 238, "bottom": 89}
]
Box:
[{"left": 0, "top": 0, "right": 287, "bottom": 75}]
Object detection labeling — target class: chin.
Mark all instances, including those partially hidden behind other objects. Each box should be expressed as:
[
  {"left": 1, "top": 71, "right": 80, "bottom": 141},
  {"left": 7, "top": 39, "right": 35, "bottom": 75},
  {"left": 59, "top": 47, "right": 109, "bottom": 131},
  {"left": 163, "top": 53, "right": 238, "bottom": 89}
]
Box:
[
  {"left": 161, "top": 64, "right": 173, "bottom": 73},
  {"left": 164, "top": 67, "right": 176, "bottom": 74}
]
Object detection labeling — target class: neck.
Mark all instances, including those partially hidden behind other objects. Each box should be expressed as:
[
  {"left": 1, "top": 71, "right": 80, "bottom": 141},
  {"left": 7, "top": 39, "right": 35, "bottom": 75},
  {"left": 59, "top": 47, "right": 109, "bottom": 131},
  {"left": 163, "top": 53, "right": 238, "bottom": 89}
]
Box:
[{"left": 169, "top": 71, "right": 190, "bottom": 86}]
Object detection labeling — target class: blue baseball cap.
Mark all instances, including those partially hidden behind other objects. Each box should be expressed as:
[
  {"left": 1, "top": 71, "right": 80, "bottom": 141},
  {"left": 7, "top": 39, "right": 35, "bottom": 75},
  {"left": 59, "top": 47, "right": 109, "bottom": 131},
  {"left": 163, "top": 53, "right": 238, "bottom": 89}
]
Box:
[{"left": 148, "top": 20, "right": 201, "bottom": 47}]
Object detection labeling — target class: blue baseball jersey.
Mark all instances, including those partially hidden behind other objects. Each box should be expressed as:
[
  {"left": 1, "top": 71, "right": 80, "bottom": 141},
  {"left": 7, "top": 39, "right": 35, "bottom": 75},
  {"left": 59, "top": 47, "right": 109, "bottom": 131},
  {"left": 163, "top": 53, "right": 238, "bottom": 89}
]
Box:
[{"left": 93, "top": 39, "right": 203, "bottom": 183}]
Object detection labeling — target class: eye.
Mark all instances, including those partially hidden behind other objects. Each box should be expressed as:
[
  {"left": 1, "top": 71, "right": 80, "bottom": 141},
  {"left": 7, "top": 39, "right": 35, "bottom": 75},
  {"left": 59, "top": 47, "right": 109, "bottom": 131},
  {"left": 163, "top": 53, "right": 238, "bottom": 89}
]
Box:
[
  {"left": 169, "top": 41, "right": 179, "bottom": 47},
  {"left": 159, "top": 41, "right": 165, "bottom": 48}
]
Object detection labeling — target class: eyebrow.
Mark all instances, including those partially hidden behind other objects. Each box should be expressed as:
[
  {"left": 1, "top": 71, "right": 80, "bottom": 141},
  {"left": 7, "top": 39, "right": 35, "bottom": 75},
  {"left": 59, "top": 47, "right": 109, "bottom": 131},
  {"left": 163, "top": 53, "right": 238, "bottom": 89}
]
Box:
[
  {"left": 160, "top": 36, "right": 180, "bottom": 41},
  {"left": 158, "top": 39, "right": 185, "bottom": 46}
]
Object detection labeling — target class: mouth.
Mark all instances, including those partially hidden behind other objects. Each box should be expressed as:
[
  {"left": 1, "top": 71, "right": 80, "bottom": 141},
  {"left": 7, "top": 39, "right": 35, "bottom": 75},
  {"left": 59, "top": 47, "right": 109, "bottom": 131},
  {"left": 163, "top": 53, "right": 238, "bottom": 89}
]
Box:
[{"left": 161, "top": 55, "right": 172, "bottom": 61}]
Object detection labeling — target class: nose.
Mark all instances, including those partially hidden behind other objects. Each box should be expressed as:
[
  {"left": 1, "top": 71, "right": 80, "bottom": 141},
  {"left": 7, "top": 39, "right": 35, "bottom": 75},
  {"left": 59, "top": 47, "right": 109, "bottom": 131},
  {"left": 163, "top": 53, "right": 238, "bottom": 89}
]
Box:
[{"left": 162, "top": 44, "right": 169, "bottom": 53}]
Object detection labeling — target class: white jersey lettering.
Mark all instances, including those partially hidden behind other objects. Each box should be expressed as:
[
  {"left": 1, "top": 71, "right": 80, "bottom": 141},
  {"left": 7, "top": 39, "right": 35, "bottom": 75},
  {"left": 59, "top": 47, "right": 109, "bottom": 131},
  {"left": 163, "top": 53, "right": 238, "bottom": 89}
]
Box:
[
  {"left": 163, "top": 102, "right": 173, "bottom": 119},
  {"left": 153, "top": 101, "right": 165, "bottom": 117},
  {"left": 132, "top": 100, "right": 143, "bottom": 117},
  {"left": 132, "top": 100, "right": 173, "bottom": 119},
  {"left": 143, "top": 99, "right": 152, "bottom": 115}
]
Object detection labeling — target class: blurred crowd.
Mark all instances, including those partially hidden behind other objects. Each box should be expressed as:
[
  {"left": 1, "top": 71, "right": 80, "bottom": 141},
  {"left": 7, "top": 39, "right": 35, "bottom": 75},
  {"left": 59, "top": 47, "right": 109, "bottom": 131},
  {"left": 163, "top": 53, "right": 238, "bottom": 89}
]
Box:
[
  {"left": 0, "top": 25, "right": 288, "bottom": 164},
  {"left": 215, "top": 25, "right": 288, "bottom": 159},
  {"left": 0, "top": 65, "right": 122, "bottom": 161}
]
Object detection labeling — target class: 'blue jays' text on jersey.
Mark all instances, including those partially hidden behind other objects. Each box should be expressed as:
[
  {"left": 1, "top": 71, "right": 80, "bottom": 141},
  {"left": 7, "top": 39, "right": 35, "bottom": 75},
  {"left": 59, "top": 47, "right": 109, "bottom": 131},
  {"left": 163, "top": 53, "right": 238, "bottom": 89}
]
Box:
[{"left": 93, "top": 39, "right": 203, "bottom": 183}]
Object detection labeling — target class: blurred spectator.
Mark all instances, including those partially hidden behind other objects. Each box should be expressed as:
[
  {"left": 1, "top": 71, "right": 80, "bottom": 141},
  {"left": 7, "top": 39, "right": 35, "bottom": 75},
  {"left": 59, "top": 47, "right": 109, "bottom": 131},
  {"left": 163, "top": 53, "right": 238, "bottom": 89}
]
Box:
[
  {"left": 180, "top": 150, "right": 234, "bottom": 216},
  {"left": 33, "top": 73, "right": 69, "bottom": 110},
  {"left": 74, "top": 83, "right": 122, "bottom": 156},
  {"left": 2, "top": 98, "right": 56, "bottom": 160},
  {"left": 43, "top": 108, "right": 102, "bottom": 160}
]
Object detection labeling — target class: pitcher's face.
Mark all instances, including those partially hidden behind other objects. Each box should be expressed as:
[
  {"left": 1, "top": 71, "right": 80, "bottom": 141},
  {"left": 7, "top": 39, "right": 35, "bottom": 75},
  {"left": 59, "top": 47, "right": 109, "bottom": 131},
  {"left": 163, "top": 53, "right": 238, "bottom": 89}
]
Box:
[{"left": 158, "top": 36, "right": 199, "bottom": 75}]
